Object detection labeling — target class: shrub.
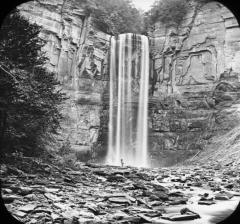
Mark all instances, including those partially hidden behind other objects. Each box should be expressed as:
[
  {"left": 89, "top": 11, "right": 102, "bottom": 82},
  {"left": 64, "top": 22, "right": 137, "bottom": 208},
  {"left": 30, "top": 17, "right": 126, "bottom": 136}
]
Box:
[
  {"left": 82, "top": 0, "right": 144, "bottom": 35},
  {"left": 146, "top": 0, "right": 189, "bottom": 27}
]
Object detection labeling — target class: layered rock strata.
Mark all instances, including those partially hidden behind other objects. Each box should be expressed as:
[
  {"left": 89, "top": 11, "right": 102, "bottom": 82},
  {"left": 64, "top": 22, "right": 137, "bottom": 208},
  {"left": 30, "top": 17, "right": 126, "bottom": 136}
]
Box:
[
  {"left": 18, "top": 0, "right": 110, "bottom": 157},
  {"left": 149, "top": 1, "right": 240, "bottom": 166}
]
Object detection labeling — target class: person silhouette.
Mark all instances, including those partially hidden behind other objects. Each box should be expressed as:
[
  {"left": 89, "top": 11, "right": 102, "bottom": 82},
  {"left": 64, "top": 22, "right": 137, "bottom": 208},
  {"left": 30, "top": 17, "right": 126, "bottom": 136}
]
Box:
[{"left": 121, "top": 158, "right": 124, "bottom": 167}]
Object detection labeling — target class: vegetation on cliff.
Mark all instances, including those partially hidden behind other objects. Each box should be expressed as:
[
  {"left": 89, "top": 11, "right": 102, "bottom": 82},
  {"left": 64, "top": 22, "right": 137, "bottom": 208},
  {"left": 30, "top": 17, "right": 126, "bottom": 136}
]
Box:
[
  {"left": 80, "top": 0, "right": 196, "bottom": 34},
  {"left": 144, "top": 0, "right": 190, "bottom": 28},
  {"left": 0, "top": 9, "right": 65, "bottom": 156},
  {"left": 82, "top": 0, "right": 144, "bottom": 35},
  {"left": 78, "top": 0, "right": 191, "bottom": 35}
]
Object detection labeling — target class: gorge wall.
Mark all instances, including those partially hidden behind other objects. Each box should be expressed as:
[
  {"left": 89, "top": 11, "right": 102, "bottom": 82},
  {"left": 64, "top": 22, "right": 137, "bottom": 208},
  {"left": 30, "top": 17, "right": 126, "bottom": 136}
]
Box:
[
  {"left": 17, "top": 0, "right": 240, "bottom": 166},
  {"left": 19, "top": 0, "right": 110, "bottom": 159},
  {"left": 149, "top": 0, "right": 240, "bottom": 166}
]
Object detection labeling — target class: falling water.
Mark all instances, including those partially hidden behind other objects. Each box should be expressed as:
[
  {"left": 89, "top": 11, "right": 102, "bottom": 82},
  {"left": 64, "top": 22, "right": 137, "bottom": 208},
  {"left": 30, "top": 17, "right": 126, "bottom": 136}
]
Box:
[{"left": 107, "top": 33, "right": 149, "bottom": 167}]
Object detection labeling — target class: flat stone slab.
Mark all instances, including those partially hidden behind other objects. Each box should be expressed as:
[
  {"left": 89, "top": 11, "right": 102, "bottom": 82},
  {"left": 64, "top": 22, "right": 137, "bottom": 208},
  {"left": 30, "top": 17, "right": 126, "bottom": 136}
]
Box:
[
  {"left": 161, "top": 212, "right": 200, "bottom": 221},
  {"left": 44, "top": 187, "right": 60, "bottom": 193},
  {"left": 215, "top": 192, "right": 234, "bottom": 200},
  {"left": 108, "top": 197, "right": 130, "bottom": 204},
  {"left": 44, "top": 192, "right": 61, "bottom": 201},
  {"left": 19, "top": 204, "right": 37, "bottom": 212},
  {"left": 13, "top": 210, "right": 27, "bottom": 218},
  {"left": 198, "top": 200, "right": 216, "bottom": 205}
]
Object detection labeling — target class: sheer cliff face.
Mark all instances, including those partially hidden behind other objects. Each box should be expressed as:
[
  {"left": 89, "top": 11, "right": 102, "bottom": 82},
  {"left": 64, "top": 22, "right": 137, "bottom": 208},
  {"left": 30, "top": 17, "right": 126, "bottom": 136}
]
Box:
[
  {"left": 149, "top": 1, "right": 240, "bottom": 166},
  {"left": 19, "top": 0, "right": 111, "bottom": 156},
  {"left": 18, "top": 0, "right": 240, "bottom": 165}
]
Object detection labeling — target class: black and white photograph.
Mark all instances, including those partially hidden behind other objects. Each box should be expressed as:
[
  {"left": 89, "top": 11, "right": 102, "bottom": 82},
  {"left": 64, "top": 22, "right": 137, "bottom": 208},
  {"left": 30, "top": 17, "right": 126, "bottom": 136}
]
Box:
[{"left": 0, "top": 0, "right": 240, "bottom": 223}]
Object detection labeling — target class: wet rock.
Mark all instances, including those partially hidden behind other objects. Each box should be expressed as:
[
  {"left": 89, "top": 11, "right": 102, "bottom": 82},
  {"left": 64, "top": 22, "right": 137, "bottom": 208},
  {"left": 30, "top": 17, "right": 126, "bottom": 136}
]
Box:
[
  {"left": 24, "top": 193, "right": 38, "bottom": 200},
  {"left": 136, "top": 172, "right": 153, "bottom": 181},
  {"left": 152, "top": 191, "right": 169, "bottom": 201},
  {"left": 13, "top": 210, "right": 27, "bottom": 218},
  {"left": 111, "top": 211, "right": 131, "bottom": 220},
  {"left": 10, "top": 186, "right": 33, "bottom": 196},
  {"left": 162, "top": 212, "right": 200, "bottom": 221},
  {"left": 73, "top": 217, "right": 81, "bottom": 224},
  {"left": 171, "top": 177, "right": 181, "bottom": 182},
  {"left": 132, "top": 181, "right": 147, "bottom": 190},
  {"left": 61, "top": 209, "right": 81, "bottom": 219},
  {"left": 211, "top": 185, "right": 222, "bottom": 191},
  {"left": 67, "top": 170, "right": 83, "bottom": 176},
  {"left": 44, "top": 193, "right": 61, "bottom": 201},
  {"left": 107, "top": 174, "right": 126, "bottom": 182},
  {"left": 35, "top": 214, "right": 52, "bottom": 223},
  {"left": 136, "top": 198, "right": 152, "bottom": 209},
  {"left": 95, "top": 175, "right": 107, "bottom": 182},
  {"left": 199, "top": 193, "right": 214, "bottom": 202},
  {"left": 137, "top": 214, "right": 153, "bottom": 222},
  {"left": 191, "top": 182, "right": 203, "bottom": 187},
  {"left": 151, "top": 183, "right": 169, "bottom": 192},
  {"left": 169, "top": 198, "right": 188, "bottom": 205},
  {"left": 93, "top": 169, "right": 109, "bottom": 176},
  {"left": 162, "top": 208, "right": 200, "bottom": 221},
  {"left": 32, "top": 207, "right": 52, "bottom": 215},
  {"left": 2, "top": 188, "right": 13, "bottom": 194},
  {"left": 51, "top": 213, "right": 60, "bottom": 221},
  {"left": 44, "top": 187, "right": 60, "bottom": 193},
  {"left": 226, "top": 190, "right": 240, "bottom": 196},
  {"left": 168, "top": 191, "right": 184, "bottom": 197},
  {"left": 125, "top": 194, "right": 136, "bottom": 203},
  {"left": 116, "top": 216, "right": 141, "bottom": 223},
  {"left": 85, "top": 163, "right": 103, "bottom": 168},
  {"left": 215, "top": 191, "right": 234, "bottom": 200},
  {"left": 108, "top": 197, "right": 130, "bottom": 204},
  {"left": 85, "top": 203, "right": 101, "bottom": 215},
  {"left": 2, "top": 195, "right": 20, "bottom": 204},
  {"left": 18, "top": 204, "right": 37, "bottom": 212},
  {"left": 198, "top": 200, "right": 216, "bottom": 205},
  {"left": 54, "top": 202, "right": 68, "bottom": 210},
  {"left": 28, "top": 218, "right": 38, "bottom": 224},
  {"left": 150, "top": 201, "right": 163, "bottom": 207},
  {"left": 64, "top": 176, "right": 74, "bottom": 183},
  {"left": 112, "top": 169, "right": 131, "bottom": 176},
  {"left": 225, "top": 183, "right": 234, "bottom": 189}
]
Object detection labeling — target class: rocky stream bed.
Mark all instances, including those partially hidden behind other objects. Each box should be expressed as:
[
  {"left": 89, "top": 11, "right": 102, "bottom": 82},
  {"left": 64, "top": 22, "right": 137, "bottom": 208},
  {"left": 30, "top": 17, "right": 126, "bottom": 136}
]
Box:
[{"left": 1, "top": 156, "right": 240, "bottom": 224}]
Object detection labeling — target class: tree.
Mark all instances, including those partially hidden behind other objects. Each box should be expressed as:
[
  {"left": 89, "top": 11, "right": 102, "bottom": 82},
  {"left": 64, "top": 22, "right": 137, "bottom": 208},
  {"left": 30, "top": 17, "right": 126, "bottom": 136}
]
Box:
[
  {"left": 0, "top": 9, "right": 47, "bottom": 71},
  {"left": 146, "top": 0, "right": 189, "bottom": 27},
  {"left": 0, "top": 9, "right": 65, "bottom": 156},
  {"left": 82, "top": 0, "right": 144, "bottom": 35}
]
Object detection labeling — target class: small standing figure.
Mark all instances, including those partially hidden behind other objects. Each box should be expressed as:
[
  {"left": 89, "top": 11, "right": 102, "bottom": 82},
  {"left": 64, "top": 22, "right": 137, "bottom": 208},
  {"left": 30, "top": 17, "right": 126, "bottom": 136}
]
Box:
[{"left": 121, "top": 158, "right": 124, "bottom": 167}]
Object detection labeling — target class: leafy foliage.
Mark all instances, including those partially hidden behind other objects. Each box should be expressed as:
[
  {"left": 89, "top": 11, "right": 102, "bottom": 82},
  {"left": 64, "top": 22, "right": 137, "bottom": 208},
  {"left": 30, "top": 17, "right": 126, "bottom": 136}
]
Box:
[
  {"left": 0, "top": 9, "right": 65, "bottom": 156},
  {"left": 82, "top": 0, "right": 144, "bottom": 35},
  {"left": 0, "top": 10, "right": 47, "bottom": 71},
  {"left": 145, "top": 0, "right": 189, "bottom": 27}
]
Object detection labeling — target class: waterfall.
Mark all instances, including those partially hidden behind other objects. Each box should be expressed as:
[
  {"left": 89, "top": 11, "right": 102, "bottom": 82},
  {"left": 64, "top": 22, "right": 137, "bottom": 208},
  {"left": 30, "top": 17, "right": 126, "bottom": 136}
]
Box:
[{"left": 107, "top": 33, "right": 149, "bottom": 167}]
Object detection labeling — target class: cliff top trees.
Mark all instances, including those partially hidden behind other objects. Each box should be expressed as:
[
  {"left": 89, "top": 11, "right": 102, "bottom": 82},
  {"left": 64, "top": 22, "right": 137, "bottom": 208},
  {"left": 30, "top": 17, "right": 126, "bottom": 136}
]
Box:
[
  {"left": 83, "top": 0, "right": 144, "bottom": 35},
  {"left": 0, "top": 9, "right": 65, "bottom": 156},
  {"left": 144, "top": 0, "right": 189, "bottom": 28}
]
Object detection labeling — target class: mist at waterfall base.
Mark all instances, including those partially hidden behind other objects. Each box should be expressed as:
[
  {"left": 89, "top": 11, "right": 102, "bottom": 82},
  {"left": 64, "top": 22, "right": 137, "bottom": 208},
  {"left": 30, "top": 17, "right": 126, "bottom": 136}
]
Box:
[{"left": 106, "top": 33, "right": 149, "bottom": 168}]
